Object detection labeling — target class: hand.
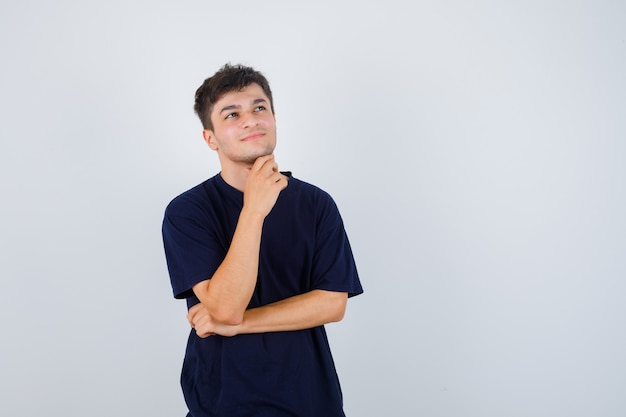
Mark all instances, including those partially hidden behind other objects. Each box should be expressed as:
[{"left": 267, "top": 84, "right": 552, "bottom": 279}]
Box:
[
  {"left": 187, "top": 303, "right": 240, "bottom": 338},
  {"left": 242, "top": 155, "right": 288, "bottom": 218}
]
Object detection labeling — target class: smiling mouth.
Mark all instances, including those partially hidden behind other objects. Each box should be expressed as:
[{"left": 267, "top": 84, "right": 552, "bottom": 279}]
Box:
[{"left": 241, "top": 132, "right": 265, "bottom": 141}]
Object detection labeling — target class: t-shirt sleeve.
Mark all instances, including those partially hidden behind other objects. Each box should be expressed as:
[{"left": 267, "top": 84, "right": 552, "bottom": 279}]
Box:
[
  {"left": 311, "top": 194, "right": 363, "bottom": 298},
  {"left": 161, "top": 196, "right": 226, "bottom": 299}
]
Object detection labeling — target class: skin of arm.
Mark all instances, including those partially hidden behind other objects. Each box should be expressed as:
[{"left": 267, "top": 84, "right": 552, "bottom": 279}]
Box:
[
  {"left": 187, "top": 289, "right": 348, "bottom": 338},
  {"left": 191, "top": 155, "right": 288, "bottom": 325}
]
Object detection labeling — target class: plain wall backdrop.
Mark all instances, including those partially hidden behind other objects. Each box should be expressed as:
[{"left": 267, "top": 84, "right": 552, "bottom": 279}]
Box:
[{"left": 1, "top": 1, "right": 625, "bottom": 416}]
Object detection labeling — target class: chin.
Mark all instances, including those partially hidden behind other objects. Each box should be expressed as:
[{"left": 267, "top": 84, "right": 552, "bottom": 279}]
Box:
[{"left": 241, "top": 148, "right": 275, "bottom": 164}]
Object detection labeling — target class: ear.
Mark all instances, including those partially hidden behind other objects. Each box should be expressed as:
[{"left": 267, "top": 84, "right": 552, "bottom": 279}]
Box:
[{"left": 202, "top": 129, "right": 219, "bottom": 151}]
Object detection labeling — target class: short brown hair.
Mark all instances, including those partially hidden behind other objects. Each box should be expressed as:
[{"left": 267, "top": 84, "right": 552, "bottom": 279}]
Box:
[{"left": 194, "top": 63, "right": 275, "bottom": 131}]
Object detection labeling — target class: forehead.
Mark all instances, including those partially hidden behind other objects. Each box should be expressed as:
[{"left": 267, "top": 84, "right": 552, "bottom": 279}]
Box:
[{"left": 213, "top": 83, "right": 270, "bottom": 110}]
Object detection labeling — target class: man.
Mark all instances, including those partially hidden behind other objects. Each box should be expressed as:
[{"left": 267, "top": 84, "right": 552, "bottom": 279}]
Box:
[{"left": 162, "top": 63, "right": 363, "bottom": 416}]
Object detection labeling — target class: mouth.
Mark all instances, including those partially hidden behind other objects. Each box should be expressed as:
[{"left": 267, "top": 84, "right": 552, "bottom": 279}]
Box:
[{"left": 241, "top": 132, "right": 265, "bottom": 142}]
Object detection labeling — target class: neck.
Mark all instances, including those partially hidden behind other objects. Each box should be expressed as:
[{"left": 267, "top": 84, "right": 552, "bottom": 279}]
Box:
[{"left": 219, "top": 163, "right": 253, "bottom": 192}]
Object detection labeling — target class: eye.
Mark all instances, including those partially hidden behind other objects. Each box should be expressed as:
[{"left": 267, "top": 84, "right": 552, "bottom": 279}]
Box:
[
  {"left": 225, "top": 112, "right": 238, "bottom": 119},
  {"left": 254, "top": 105, "right": 266, "bottom": 112}
]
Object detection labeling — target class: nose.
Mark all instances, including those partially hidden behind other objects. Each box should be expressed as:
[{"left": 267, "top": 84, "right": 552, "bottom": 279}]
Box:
[{"left": 241, "top": 111, "right": 259, "bottom": 128}]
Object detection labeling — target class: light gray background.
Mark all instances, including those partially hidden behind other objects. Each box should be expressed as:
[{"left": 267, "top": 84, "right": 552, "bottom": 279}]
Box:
[{"left": 1, "top": 1, "right": 625, "bottom": 416}]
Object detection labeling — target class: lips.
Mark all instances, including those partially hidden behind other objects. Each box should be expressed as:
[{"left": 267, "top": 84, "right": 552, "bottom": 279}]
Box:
[{"left": 241, "top": 132, "right": 265, "bottom": 142}]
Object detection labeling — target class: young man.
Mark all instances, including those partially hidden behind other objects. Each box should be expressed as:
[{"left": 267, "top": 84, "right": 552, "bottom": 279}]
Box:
[{"left": 162, "top": 63, "right": 363, "bottom": 416}]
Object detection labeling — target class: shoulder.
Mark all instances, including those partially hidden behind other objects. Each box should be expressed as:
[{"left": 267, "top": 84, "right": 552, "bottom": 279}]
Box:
[
  {"left": 286, "top": 176, "right": 334, "bottom": 204},
  {"left": 162, "top": 177, "right": 225, "bottom": 242},
  {"left": 283, "top": 176, "right": 342, "bottom": 222},
  {"left": 164, "top": 176, "right": 219, "bottom": 217}
]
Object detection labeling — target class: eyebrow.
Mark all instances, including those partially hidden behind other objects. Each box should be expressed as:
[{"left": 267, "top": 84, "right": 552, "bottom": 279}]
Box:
[{"left": 218, "top": 98, "right": 268, "bottom": 115}]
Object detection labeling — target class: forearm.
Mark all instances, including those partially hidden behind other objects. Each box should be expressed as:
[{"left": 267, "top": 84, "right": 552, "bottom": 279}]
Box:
[
  {"left": 193, "top": 208, "right": 265, "bottom": 324},
  {"left": 238, "top": 290, "right": 348, "bottom": 334},
  {"left": 192, "top": 156, "right": 288, "bottom": 325},
  {"left": 188, "top": 290, "right": 348, "bottom": 338}
]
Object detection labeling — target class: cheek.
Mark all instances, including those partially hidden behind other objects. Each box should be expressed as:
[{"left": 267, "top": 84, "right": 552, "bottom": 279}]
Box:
[
  {"left": 261, "top": 118, "right": 277, "bottom": 132},
  {"left": 217, "top": 126, "right": 238, "bottom": 142}
]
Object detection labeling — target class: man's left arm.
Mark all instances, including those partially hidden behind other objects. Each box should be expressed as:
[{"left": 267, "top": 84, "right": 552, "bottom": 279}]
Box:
[{"left": 188, "top": 289, "right": 347, "bottom": 338}]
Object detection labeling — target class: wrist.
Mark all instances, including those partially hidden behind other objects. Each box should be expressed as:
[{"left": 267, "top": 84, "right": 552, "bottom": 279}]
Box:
[{"left": 239, "top": 207, "right": 267, "bottom": 224}]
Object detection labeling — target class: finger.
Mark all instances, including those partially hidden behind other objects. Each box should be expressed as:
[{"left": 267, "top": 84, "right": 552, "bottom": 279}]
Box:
[
  {"left": 187, "top": 307, "right": 197, "bottom": 322},
  {"left": 250, "top": 154, "right": 274, "bottom": 173},
  {"left": 272, "top": 171, "right": 288, "bottom": 185},
  {"left": 262, "top": 156, "right": 281, "bottom": 174},
  {"left": 261, "top": 159, "right": 279, "bottom": 176},
  {"left": 188, "top": 303, "right": 202, "bottom": 315}
]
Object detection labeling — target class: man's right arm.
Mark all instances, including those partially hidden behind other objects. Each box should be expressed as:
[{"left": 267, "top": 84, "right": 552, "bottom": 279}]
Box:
[{"left": 191, "top": 155, "right": 288, "bottom": 325}]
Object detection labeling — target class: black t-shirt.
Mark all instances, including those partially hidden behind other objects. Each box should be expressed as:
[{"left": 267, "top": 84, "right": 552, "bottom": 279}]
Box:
[{"left": 162, "top": 173, "right": 363, "bottom": 416}]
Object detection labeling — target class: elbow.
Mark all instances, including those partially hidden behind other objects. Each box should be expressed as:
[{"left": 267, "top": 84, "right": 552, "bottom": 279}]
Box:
[
  {"left": 329, "top": 310, "right": 345, "bottom": 323},
  {"left": 327, "top": 293, "right": 348, "bottom": 323},
  {"left": 198, "top": 281, "right": 245, "bottom": 326},
  {"left": 223, "top": 315, "right": 244, "bottom": 326},
  {"left": 209, "top": 307, "right": 244, "bottom": 326}
]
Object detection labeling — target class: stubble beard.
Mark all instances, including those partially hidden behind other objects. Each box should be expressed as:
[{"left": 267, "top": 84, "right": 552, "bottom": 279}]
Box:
[{"left": 236, "top": 144, "right": 275, "bottom": 165}]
